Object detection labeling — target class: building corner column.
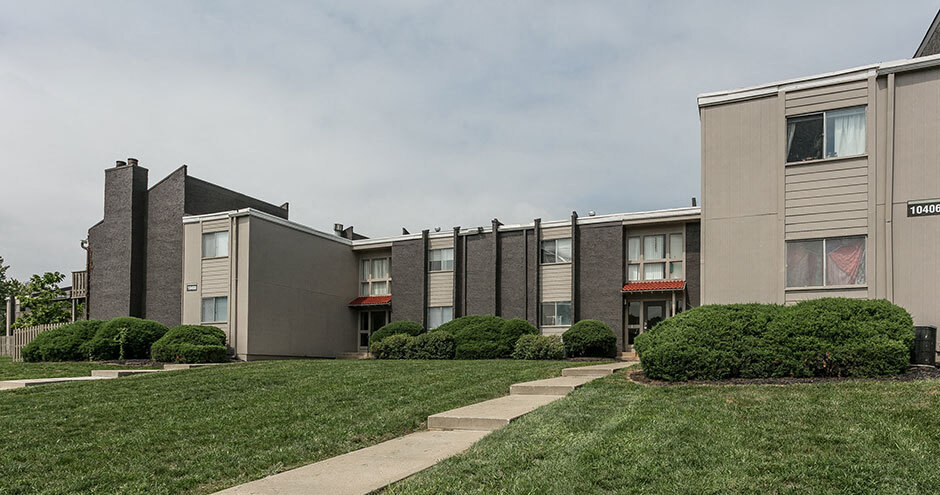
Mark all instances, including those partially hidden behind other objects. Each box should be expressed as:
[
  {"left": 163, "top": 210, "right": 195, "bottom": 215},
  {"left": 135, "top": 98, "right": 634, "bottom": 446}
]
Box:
[
  {"left": 570, "top": 211, "right": 579, "bottom": 323},
  {"left": 533, "top": 218, "right": 542, "bottom": 329},
  {"left": 452, "top": 227, "right": 461, "bottom": 317},
  {"left": 421, "top": 230, "right": 430, "bottom": 329},
  {"left": 492, "top": 218, "right": 502, "bottom": 317}
]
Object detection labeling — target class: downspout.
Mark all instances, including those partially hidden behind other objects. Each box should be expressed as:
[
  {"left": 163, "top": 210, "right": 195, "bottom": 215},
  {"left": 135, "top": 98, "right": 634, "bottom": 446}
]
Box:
[
  {"left": 570, "top": 211, "right": 579, "bottom": 323},
  {"left": 452, "top": 227, "right": 461, "bottom": 317}
]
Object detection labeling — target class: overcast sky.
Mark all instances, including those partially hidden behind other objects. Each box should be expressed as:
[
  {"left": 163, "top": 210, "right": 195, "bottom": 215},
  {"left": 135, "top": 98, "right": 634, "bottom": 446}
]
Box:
[{"left": 0, "top": 1, "right": 935, "bottom": 281}]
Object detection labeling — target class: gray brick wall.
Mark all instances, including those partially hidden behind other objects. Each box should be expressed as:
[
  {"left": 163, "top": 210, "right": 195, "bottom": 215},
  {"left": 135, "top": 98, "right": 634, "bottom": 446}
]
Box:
[
  {"left": 144, "top": 167, "right": 186, "bottom": 327},
  {"left": 499, "top": 231, "right": 526, "bottom": 319},
  {"left": 88, "top": 164, "right": 148, "bottom": 321},
  {"left": 465, "top": 231, "right": 495, "bottom": 316},
  {"left": 685, "top": 221, "right": 701, "bottom": 309},
  {"left": 526, "top": 229, "right": 538, "bottom": 325},
  {"left": 577, "top": 222, "right": 624, "bottom": 342},
  {"left": 391, "top": 239, "right": 425, "bottom": 325}
]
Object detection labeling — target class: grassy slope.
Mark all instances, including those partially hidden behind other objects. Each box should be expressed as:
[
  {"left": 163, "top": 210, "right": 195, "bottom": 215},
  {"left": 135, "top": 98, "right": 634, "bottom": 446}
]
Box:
[
  {"left": 389, "top": 372, "right": 940, "bottom": 495},
  {"left": 0, "top": 359, "right": 577, "bottom": 495},
  {"left": 0, "top": 356, "right": 160, "bottom": 380}
]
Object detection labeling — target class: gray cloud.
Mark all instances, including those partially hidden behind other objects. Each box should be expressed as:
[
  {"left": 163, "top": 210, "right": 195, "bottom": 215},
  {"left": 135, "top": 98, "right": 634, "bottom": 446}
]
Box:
[{"left": 0, "top": 0, "right": 934, "bottom": 281}]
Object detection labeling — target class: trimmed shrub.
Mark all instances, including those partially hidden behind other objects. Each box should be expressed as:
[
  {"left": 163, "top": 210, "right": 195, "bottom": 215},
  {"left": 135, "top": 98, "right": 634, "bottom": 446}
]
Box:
[
  {"left": 413, "top": 331, "right": 457, "bottom": 359},
  {"left": 151, "top": 325, "right": 228, "bottom": 363},
  {"left": 512, "top": 334, "right": 565, "bottom": 360},
  {"left": 80, "top": 317, "right": 169, "bottom": 361},
  {"left": 563, "top": 320, "right": 617, "bottom": 358},
  {"left": 21, "top": 320, "right": 103, "bottom": 362},
  {"left": 437, "top": 315, "right": 507, "bottom": 359},
  {"left": 499, "top": 318, "right": 539, "bottom": 356},
  {"left": 634, "top": 298, "right": 914, "bottom": 381},
  {"left": 371, "top": 333, "right": 416, "bottom": 359},
  {"left": 370, "top": 320, "right": 424, "bottom": 345}
]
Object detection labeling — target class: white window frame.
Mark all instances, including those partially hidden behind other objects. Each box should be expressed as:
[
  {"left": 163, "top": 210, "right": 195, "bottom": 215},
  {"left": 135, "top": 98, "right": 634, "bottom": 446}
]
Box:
[
  {"left": 541, "top": 301, "right": 572, "bottom": 327},
  {"left": 201, "top": 231, "right": 229, "bottom": 259},
  {"left": 626, "top": 232, "right": 684, "bottom": 282},
  {"left": 428, "top": 248, "right": 454, "bottom": 272},
  {"left": 785, "top": 236, "right": 866, "bottom": 288},
  {"left": 360, "top": 257, "right": 392, "bottom": 297},
  {"left": 540, "top": 238, "right": 572, "bottom": 264},
  {"left": 427, "top": 306, "right": 454, "bottom": 329},
  {"left": 201, "top": 296, "right": 228, "bottom": 323},
  {"left": 785, "top": 106, "right": 866, "bottom": 164}
]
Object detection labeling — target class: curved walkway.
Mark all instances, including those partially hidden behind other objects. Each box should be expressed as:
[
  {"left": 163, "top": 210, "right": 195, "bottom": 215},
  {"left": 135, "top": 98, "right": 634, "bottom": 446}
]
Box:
[{"left": 214, "top": 361, "right": 633, "bottom": 495}]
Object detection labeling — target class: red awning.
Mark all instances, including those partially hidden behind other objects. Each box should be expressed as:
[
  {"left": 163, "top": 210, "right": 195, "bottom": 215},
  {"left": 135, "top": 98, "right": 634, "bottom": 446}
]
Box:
[
  {"left": 348, "top": 295, "right": 392, "bottom": 307},
  {"left": 621, "top": 280, "right": 685, "bottom": 292}
]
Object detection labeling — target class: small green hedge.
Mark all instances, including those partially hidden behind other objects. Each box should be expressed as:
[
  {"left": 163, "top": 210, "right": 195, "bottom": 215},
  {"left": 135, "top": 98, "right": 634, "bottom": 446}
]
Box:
[
  {"left": 435, "top": 315, "right": 538, "bottom": 359},
  {"left": 562, "top": 320, "right": 617, "bottom": 358},
  {"left": 151, "top": 325, "right": 228, "bottom": 363},
  {"left": 370, "top": 320, "right": 424, "bottom": 345},
  {"left": 634, "top": 298, "right": 915, "bottom": 381},
  {"left": 512, "top": 334, "right": 565, "bottom": 360},
  {"left": 80, "top": 317, "right": 169, "bottom": 360},
  {"left": 372, "top": 331, "right": 457, "bottom": 360},
  {"left": 21, "top": 320, "right": 103, "bottom": 362}
]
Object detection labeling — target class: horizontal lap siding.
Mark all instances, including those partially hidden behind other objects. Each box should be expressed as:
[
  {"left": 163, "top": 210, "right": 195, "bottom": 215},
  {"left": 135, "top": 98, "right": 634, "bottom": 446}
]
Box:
[
  {"left": 784, "top": 158, "right": 869, "bottom": 236},
  {"left": 428, "top": 271, "right": 454, "bottom": 307},
  {"left": 785, "top": 80, "right": 868, "bottom": 116},
  {"left": 202, "top": 219, "right": 229, "bottom": 233},
  {"left": 428, "top": 237, "right": 453, "bottom": 250},
  {"left": 201, "top": 258, "right": 230, "bottom": 297},
  {"left": 541, "top": 226, "right": 570, "bottom": 241},
  {"left": 785, "top": 287, "right": 867, "bottom": 304},
  {"left": 540, "top": 264, "right": 571, "bottom": 302}
]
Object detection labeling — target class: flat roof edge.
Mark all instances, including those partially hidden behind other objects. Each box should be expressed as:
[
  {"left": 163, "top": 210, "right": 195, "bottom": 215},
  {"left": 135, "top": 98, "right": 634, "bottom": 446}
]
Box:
[{"left": 698, "top": 53, "right": 940, "bottom": 107}]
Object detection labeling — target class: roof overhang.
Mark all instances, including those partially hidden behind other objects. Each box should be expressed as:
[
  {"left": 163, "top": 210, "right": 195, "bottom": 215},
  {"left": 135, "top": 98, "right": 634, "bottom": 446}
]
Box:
[{"left": 622, "top": 280, "right": 685, "bottom": 293}]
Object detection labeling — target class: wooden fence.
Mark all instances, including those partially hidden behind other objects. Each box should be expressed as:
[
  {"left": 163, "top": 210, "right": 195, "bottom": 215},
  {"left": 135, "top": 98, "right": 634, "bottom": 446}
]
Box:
[{"left": 10, "top": 323, "right": 67, "bottom": 362}]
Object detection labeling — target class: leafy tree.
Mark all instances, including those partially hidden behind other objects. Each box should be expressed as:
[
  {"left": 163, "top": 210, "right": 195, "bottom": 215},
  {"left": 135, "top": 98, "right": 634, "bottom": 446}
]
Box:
[
  {"left": 0, "top": 256, "right": 22, "bottom": 327},
  {"left": 11, "top": 272, "right": 70, "bottom": 329}
]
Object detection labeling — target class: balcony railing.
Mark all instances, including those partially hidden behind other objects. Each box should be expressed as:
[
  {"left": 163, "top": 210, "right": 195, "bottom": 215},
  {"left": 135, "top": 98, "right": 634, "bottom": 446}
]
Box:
[{"left": 71, "top": 271, "right": 87, "bottom": 299}]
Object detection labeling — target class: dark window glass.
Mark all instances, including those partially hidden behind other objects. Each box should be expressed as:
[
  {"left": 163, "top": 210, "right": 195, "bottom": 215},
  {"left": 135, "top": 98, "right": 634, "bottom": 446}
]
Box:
[
  {"left": 540, "top": 241, "right": 556, "bottom": 263},
  {"left": 627, "top": 302, "right": 641, "bottom": 325},
  {"left": 370, "top": 311, "right": 387, "bottom": 331},
  {"left": 786, "top": 114, "right": 823, "bottom": 162},
  {"left": 359, "top": 332, "right": 369, "bottom": 347}
]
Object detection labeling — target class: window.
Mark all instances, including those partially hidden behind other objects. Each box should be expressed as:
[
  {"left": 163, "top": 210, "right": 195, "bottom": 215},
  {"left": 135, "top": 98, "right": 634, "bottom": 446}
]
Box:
[
  {"left": 540, "top": 238, "right": 572, "bottom": 264},
  {"left": 360, "top": 257, "right": 391, "bottom": 296},
  {"left": 427, "top": 306, "right": 454, "bottom": 329},
  {"left": 202, "top": 231, "right": 229, "bottom": 258},
  {"left": 201, "top": 296, "right": 228, "bottom": 323},
  {"left": 786, "top": 236, "right": 865, "bottom": 288},
  {"left": 429, "top": 248, "right": 454, "bottom": 271},
  {"left": 626, "top": 233, "right": 683, "bottom": 282},
  {"left": 786, "top": 106, "right": 865, "bottom": 163},
  {"left": 541, "top": 301, "right": 572, "bottom": 326}
]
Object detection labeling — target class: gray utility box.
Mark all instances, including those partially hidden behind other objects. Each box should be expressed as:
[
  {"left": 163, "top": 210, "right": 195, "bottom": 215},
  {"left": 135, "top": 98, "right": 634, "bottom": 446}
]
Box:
[{"left": 912, "top": 326, "right": 937, "bottom": 366}]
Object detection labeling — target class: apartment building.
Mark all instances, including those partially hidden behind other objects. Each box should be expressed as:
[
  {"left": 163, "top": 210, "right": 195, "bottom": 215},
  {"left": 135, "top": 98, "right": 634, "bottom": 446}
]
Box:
[
  {"left": 698, "top": 53, "right": 940, "bottom": 349},
  {"left": 180, "top": 207, "right": 700, "bottom": 360},
  {"left": 85, "top": 159, "right": 289, "bottom": 327}
]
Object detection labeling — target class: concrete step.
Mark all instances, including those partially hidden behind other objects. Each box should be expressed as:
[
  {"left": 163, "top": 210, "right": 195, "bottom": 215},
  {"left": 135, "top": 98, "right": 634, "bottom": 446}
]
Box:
[
  {"left": 618, "top": 352, "right": 639, "bottom": 361},
  {"left": 509, "top": 376, "right": 596, "bottom": 396},
  {"left": 163, "top": 363, "right": 228, "bottom": 370},
  {"left": 91, "top": 369, "right": 165, "bottom": 378},
  {"left": 213, "top": 429, "right": 489, "bottom": 495},
  {"left": 561, "top": 362, "right": 635, "bottom": 377},
  {"left": 0, "top": 376, "right": 113, "bottom": 390},
  {"left": 428, "top": 394, "right": 562, "bottom": 431}
]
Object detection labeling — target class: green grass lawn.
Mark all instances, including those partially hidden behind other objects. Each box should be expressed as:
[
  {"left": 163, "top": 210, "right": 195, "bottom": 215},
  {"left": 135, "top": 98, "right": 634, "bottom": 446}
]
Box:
[
  {"left": 0, "top": 359, "right": 578, "bottom": 495},
  {"left": 388, "top": 371, "right": 940, "bottom": 495},
  {"left": 0, "top": 356, "right": 161, "bottom": 380}
]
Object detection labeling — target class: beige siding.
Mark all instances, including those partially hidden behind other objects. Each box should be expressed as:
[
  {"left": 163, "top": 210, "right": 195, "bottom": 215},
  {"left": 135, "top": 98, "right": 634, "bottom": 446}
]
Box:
[
  {"left": 890, "top": 68, "right": 940, "bottom": 337},
  {"left": 540, "top": 264, "right": 571, "bottom": 302},
  {"left": 201, "top": 257, "right": 230, "bottom": 297},
  {"left": 541, "top": 326, "right": 568, "bottom": 337},
  {"left": 202, "top": 219, "right": 229, "bottom": 233},
  {"left": 783, "top": 159, "right": 870, "bottom": 237},
  {"left": 785, "top": 80, "right": 868, "bottom": 116},
  {"left": 541, "top": 226, "right": 570, "bottom": 241},
  {"left": 785, "top": 287, "right": 868, "bottom": 304},
  {"left": 429, "top": 237, "right": 454, "bottom": 250},
  {"left": 428, "top": 271, "right": 454, "bottom": 307},
  {"left": 181, "top": 222, "right": 203, "bottom": 326}
]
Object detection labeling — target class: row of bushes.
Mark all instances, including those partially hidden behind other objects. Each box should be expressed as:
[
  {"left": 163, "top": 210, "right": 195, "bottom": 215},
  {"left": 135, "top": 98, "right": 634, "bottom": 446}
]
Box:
[
  {"left": 21, "top": 317, "right": 228, "bottom": 364},
  {"left": 369, "top": 316, "right": 618, "bottom": 360},
  {"left": 634, "top": 298, "right": 915, "bottom": 381}
]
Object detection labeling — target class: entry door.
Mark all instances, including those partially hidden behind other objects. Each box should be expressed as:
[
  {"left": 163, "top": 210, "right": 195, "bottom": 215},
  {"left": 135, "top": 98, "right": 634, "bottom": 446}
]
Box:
[
  {"left": 358, "top": 311, "right": 389, "bottom": 351},
  {"left": 626, "top": 301, "right": 642, "bottom": 347},
  {"left": 643, "top": 301, "right": 666, "bottom": 331}
]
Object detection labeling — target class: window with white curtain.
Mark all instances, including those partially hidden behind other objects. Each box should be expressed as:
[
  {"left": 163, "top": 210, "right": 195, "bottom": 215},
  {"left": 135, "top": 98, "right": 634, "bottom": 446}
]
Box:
[
  {"left": 427, "top": 306, "right": 454, "bottom": 329},
  {"left": 429, "top": 248, "right": 454, "bottom": 271},
  {"left": 626, "top": 233, "right": 682, "bottom": 282},
  {"left": 201, "top": 296, "right": 228, "bottom": 323},
  {"left": 786, "top": 236, "right": 865, "bottom": 287},
  {"left": 202, "top": 231, "right": 229, "bottom": 258},
  {"left": 360, "top": 257, "right": 391, "bottom": 296},
  {"left": 786, "top": 106, "right": 865, "bottom": 163}
]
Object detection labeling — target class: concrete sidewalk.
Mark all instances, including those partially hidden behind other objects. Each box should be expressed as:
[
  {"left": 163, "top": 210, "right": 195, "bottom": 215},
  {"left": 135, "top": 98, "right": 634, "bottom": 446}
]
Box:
[{"left": 213, "top": 360, "right": 635, "bottom": 494}]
